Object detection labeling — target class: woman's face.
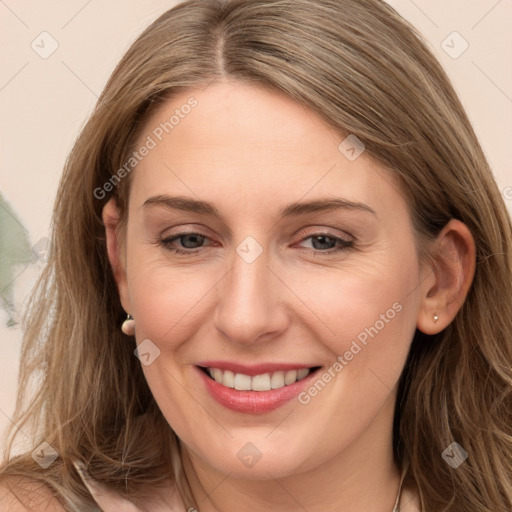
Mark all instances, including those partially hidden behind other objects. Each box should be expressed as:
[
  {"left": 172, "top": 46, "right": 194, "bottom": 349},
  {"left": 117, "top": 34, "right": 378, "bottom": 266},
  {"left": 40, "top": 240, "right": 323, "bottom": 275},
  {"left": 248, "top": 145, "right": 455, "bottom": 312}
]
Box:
[{"left": 112, "top": 80, "right": 427, "bottom": 479}]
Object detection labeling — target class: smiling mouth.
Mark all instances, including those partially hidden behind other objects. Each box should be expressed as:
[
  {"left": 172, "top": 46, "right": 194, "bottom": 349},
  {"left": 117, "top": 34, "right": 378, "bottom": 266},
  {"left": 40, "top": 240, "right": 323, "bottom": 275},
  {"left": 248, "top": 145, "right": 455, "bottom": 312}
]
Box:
[{"left": 198, "top": 366, "right": 321, "bottom": 392}]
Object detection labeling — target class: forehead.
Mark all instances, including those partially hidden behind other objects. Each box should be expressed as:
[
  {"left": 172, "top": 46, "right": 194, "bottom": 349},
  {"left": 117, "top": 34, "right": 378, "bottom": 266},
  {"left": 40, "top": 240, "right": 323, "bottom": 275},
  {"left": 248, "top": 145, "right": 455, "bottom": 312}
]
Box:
[{"left": 129, "top": 80, "right": 404, "bottom": 220}]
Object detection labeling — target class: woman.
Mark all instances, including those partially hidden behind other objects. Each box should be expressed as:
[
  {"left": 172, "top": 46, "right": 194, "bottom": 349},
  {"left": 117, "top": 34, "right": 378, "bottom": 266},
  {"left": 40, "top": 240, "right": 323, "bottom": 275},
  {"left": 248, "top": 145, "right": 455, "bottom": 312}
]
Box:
[{"left": 1, "top": 0, "right": 511, "bottom": 511}]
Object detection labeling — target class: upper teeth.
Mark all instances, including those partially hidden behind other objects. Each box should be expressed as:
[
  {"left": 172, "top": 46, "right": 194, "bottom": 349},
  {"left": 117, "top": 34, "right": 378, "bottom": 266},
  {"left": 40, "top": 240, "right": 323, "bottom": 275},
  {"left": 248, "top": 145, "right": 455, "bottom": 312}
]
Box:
[{"left": 207, "top": 368, "right": 310, "bottom": 391}]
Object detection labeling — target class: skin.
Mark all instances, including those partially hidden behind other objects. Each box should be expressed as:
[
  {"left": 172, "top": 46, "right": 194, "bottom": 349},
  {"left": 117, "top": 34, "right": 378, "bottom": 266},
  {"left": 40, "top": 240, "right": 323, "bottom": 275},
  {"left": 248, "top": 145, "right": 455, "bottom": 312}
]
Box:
[{"left": 103, "top": 79, "right": 475, "bottom": 512}]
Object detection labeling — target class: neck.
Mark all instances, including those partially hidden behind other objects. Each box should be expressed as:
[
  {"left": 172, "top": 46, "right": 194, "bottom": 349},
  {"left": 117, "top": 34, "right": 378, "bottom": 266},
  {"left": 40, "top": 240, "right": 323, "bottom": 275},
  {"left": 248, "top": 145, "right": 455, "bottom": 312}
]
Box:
[{"left": 181, "top": 394, "right": 401, "bottom": 512}]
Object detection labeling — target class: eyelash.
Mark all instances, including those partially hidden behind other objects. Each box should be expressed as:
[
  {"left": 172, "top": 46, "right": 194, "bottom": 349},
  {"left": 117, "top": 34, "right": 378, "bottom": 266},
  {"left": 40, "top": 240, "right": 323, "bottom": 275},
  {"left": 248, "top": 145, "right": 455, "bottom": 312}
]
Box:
[{"left": 158, "top": 231, "right": 354, "bottom": 256}]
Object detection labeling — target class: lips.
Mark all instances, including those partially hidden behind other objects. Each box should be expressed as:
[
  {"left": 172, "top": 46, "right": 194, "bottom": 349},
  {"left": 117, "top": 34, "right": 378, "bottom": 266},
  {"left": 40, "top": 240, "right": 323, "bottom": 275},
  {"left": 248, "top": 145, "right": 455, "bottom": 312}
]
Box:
[{"left": 196, "top": 361, "right": 321, "bottom": 414}]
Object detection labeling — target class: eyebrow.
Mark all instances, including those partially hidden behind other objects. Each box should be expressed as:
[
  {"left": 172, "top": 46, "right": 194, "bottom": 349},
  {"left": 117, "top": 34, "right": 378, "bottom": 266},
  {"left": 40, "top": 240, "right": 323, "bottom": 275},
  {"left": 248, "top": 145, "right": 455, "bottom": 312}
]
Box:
[{"left": 142, "top": 195, "right": 377, "bottom": 218}]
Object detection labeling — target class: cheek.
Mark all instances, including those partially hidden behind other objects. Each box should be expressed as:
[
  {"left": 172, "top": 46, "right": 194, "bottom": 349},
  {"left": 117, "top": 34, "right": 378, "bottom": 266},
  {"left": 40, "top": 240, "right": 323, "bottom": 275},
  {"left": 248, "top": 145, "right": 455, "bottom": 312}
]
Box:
[
  {"left": 284, "top": 256, "right": 420, "bottom": 359},
  {"left": 126, "top": 249, "right": 217, "bottom": 344},
  {"left": 286, "top": 260, "right": 420, "bottom": 449}
]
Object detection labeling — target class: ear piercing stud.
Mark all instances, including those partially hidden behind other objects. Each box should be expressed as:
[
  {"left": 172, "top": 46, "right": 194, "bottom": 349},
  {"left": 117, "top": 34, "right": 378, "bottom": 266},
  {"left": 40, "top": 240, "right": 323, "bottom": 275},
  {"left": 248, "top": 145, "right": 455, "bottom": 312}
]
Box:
[
  {"left": 433, "top": 314, "right": 439, "bottom": 323},
  {"left": 121, "top": 314, "right": 135, "bottom": 336}
]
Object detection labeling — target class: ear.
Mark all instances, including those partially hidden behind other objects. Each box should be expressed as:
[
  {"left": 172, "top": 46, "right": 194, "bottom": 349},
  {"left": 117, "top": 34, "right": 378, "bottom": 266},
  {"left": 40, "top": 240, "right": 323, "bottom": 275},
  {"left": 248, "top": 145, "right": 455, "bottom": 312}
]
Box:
[
  {"left": 102, "top": 198, "right": 131, "bottom": 314},
  {"left": 417, "top": 219, "right": 476, "bottom": 335}
]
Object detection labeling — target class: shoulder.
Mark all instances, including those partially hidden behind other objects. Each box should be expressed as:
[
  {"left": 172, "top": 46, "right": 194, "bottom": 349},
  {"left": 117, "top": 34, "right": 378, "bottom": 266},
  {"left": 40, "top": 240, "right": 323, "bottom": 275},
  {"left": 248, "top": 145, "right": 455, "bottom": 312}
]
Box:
[{"left": 0, "top": 477, "right": 66, "bottom": 512}]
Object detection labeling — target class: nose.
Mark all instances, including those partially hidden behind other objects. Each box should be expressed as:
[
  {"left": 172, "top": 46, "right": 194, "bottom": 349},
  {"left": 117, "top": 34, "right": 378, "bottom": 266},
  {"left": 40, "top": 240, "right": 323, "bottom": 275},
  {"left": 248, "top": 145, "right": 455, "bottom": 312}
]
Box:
[{"left": 213, "top": 245, "right": 289, "bottom": 346}]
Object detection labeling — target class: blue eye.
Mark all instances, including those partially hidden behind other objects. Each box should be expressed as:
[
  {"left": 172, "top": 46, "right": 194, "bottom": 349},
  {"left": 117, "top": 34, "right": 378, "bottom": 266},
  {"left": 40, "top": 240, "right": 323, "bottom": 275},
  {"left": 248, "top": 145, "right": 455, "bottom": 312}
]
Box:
[
  {"left": 160, "top": 233, "right": 209, "bottom": 255},
  {"left": 298, "top": 233, "right": 353, "bottom": 254},
  {"left": 158, "top": 231, "right": 354, "bottom": 256}
]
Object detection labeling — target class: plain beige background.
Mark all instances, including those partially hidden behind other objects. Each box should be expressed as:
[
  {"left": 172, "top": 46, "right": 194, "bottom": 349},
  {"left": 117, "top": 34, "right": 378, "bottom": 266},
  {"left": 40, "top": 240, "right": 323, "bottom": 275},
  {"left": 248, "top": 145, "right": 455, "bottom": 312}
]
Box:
[{"left": 1, "top": 0, "right": 511, "bottom": 452}]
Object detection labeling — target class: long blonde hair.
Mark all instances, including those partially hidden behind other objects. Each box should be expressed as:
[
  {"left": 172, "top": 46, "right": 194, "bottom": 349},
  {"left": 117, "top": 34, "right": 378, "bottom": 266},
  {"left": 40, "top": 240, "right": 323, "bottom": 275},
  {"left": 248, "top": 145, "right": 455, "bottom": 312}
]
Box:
[{"left": 1, "top": 1, "right": 511, "bottom": 510}]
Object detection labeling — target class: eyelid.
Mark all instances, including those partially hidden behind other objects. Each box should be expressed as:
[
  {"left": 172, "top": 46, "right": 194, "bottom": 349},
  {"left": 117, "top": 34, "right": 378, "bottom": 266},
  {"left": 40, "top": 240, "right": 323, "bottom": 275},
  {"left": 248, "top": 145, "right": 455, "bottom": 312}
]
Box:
[
  {"left": 294, "top": 226, "right": 354, "bottom": 243},
  {"left": 159, "top": 223, "right": 215, "bottom": 239}
]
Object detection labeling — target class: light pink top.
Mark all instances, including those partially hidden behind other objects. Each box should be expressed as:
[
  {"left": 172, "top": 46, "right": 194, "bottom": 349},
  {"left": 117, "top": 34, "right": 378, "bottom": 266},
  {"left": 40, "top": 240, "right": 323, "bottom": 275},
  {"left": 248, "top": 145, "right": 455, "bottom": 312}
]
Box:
[
  {"left": 73, "top": 460, "right": 421, "bottom": 511},
  {"left": 73, "top": 460, "right": 187, "bottom": 511}
]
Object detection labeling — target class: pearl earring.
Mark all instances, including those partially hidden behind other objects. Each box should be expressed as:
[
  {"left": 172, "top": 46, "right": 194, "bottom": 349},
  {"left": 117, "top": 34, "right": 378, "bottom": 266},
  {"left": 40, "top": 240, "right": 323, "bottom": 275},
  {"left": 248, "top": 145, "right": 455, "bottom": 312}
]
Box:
[
  {"left": 121, "top": 314, "right": 135, "bottom": 336},
  {"left": 433, "top": 314, "right": 439, "bottom": 323}
]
